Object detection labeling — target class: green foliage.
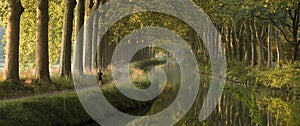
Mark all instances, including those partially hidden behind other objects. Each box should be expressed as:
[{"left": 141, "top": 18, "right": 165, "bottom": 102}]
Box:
[
  {"left": 226, "top": 85, "right": 262, "bottom": 125},
  {"left": 48, "top": 0, "right": 64, "bottom": 65},
  {"left": 226, "top": 61, "right": 256, "bottom": 84},
  {"left": 0, "top": 73, "right": 74, "bottom": 99},
  {"left": 19, "top": 0, "right": 37, "bottom": 69},
  {"left": 107, "top": 12, "right": 192, "bottom": 46},
  {"left": 260, "top": 97, "right": 292, "bottom": 126},
  {"left": 0, "top": 0, "right": 7, "bottom": 60},
  {"left": 257, "top": 65, "right": 300, "bottom": 89},
  {"left": 18, "top": 0, "right": 64, "bottom": 69},
  {"left": 226, "top": 61, "right": 300, "bottom": 89},
  {"left": 0, "top": 0, "right": 8, "bottom": 27},
  {"left": 0, "top": 77, "right": 154, "bottom": 125},
  {"left": 290, "top": 99, "right": 300, "bottom": 125},
  {"left": 0, "top": 0, "right": 65, "bottom": 69},
  {"left": 0, "top": 92, "right": 91, "bottom": 125}
]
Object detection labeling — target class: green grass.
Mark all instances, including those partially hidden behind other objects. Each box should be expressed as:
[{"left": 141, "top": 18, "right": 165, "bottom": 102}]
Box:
[
  {"left": 0, "top": 58, "right": 167, "bottom": 99},
  {"left": 0, "top": 80, "right": 154, "bottom": 125},
  {"left": 0, "top": 73, "right": 74, "bottom": 99},
  {"left": 0, "top": 92, "right": 91, "bottom": 126},
  {"left": 0, "top": 59, "right": 167, "bottom": 125}
]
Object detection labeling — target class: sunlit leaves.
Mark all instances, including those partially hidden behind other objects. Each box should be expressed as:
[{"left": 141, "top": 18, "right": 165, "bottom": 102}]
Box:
[
  {"left": 49, "top": 0, "right": 64, "bottom": 65},
  {"left": 258, "top": 66, "right": 300, "bottom": 89},
  {"left": 261, "top": 97, "right": 292, "bottom": 125},
  {"left": 19, "top": 0, "right": 36, "bottom": 69},
  {"left": 108, "top": 12, "right": 191, "bottom": 45},
  {"left": 0, "top": 0, "right": 8, "bottom": 27},
  {"left": 18, "top": 0, "right": 64, "bottom": 69}
]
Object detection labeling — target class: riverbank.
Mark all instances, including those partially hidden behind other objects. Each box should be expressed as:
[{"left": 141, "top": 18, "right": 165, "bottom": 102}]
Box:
[
  {"left": 0, "top": 59, "right": 299, "bottom": 125},
  {"left": 0, "top": 59, "right": 167, "bottom": 125},
  {"left": 0, "top": 83, "right": 155, "bottom": 125}
]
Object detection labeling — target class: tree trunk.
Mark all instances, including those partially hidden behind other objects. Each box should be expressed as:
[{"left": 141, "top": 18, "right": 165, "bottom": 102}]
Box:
[
  {"left": 250, "top": 19, "right": 257, "bottom": 67},
  {"left": 60, "top": 0, "right": 76, "bottom": 77},
  {"left": 232, "top": 26, "right": 238, "bottom": 59},
  {"left": 292, "top": 3, "right": 300, "bottom": 61},
  {"left": 73, "top": 0, "right": 85, "bottom": 75},
  {"left": 4, "top": 0, "right": 24, "bottom": 83},
  {"left": 254, "top": 22, "right": 265, "bottom": 69},
  {"left": 36, "top": 0, "right": 51, "bottom": 82},
  {"left": 238, "top": 25, "right": 244, "bottom": 61},
  {"left": 92, "top": 11, "right": 99, "bottom": 70},
  {"left": 92, "top": 0, "right": 101, "bottom": 70},
  {"left": 244, "top": 23, "right": 251, "bottom": 65},
  {"left": 272, "top": 3, "right": 299, "bottom": 62},
  {"left": 221, "top": 28, "right": 226, "bottom": 59},
  {"left": 226, "top": 26, "right": 232, "bottom": 60},
  {"left": 276, "top": 30, "right": 282, "bottom": 67},
  {"left": 83, "top": 0, "right": 94, "bottom": 73},
  {"left": 267, "top": 24, "right": 273, "bottom": 69},
  {"left": 293, "top": 44, "right": 299, "bottom": 61}
]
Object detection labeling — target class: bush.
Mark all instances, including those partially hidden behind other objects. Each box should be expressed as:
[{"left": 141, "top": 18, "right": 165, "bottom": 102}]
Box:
[{"left": 257, "top": 67, "right": 300, "bottom": 89}]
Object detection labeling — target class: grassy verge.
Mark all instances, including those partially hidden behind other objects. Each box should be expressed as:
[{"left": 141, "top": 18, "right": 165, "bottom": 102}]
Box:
[
  {"left": 0, "top": 73, "right": 74, "bottom": 99},
  {"left": 0, "top": 82, "right": 154, "bottom": 126},
  {"left": 0, "top": 59, "right": 167, "bottom": 125},
  {"left": 0, "top": 91, "right": 90, "bottom": 126}
]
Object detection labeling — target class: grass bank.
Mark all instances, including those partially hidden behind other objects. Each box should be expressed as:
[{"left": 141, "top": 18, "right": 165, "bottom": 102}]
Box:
[
  {"left": 0, "top": 59, "right": 167, "bottom": 125},
  {"left": 0, "top": 73, "right": 74, "bottom": 99},
  {"left": 0, "top": 83, "right": 155, "bottom": 126}
]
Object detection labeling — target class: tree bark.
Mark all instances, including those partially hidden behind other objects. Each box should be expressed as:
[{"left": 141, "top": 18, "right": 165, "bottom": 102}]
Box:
[
  {"left": 292, "top": 3, "right": 300, "bottom": 61},
  {"left": 267, "top": 24, "right": 273, "bottom": 69},
  {"left": 276, "top": 30, "right": 282, "bottom": 67},
  {"left": 221, "top": 27, "right": 229, "bottom": 60},
  {"left": 73, "top": 0, "right": 85, "bottom": 75},
  {"left": 92, "top": 11, "right": 99, "bottom": 70},
  {"left": 221, "top": 27, "right": 226, "bottom": 58},
  {"left": 83, "top": 0, "right": 94, "bottom": 73},
  {"left": 244, "top": 23, "right": 251, "bottom": 65},
  {"left": 250, "top": 19, "right": 257, "bottom": 67},
  {"left": 226, "top": 26, "right": 232, "bottom": 60},
  {"left": 232, "top": 26, "right": 238, "bottom": 59},
  {"left": 254, "top": 22, "right": 265, "bottom": 69},
  {"left": 36, "top": 0, "right": 51, "bottom": 82},
  {"left": 270, "top": 3, "right": 300, "bottom": 62},
  {"left": 4, "top": 0, "right": 24, "bottom": 83},
  {"left": 91, "top": 0, "right": 101, "bottom": 70},
  {"left": 60, "top": 0, "right": 76, "bottom": 77},
  {"left": 238, "top": 25, "right": 244, "bottom": 61}
]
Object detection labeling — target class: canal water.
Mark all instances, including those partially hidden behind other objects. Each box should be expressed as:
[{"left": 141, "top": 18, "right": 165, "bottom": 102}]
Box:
[
  {"left": 142, "top": 61, "right": 297, "bottom": 126},
  {"left": 89, "top": 60, "right": 299, "bottom": 125}
]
